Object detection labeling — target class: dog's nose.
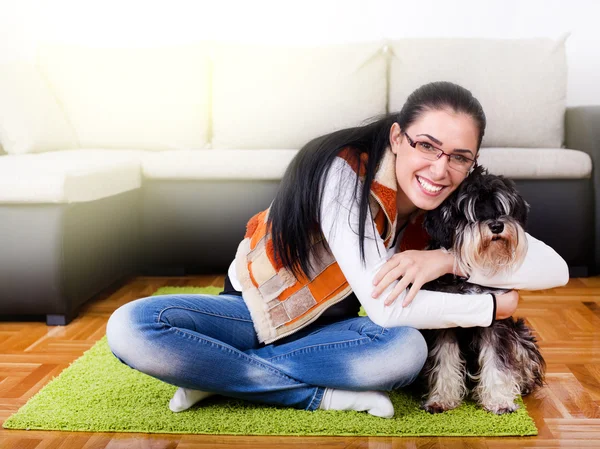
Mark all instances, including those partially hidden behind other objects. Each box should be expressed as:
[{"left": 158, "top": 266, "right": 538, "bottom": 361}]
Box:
[{"left": 489, "top": 221, "right": 504, "bottom": 234}]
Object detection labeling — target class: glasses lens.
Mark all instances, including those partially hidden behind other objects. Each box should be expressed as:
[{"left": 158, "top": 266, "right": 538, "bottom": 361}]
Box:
[
  {"left": 416, "top": 142, "right": 440, "bottom": 160},
  {"left": 448, "top": 155, "right": 474, "bottom": 172},
  {"left": 413, "top": 140, "right": 474, "bottom": 173}
]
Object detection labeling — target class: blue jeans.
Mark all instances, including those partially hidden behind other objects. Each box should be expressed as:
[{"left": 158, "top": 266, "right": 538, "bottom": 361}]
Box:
[{"left": 106, "top": 294, "right": 428, "bottom": 411}]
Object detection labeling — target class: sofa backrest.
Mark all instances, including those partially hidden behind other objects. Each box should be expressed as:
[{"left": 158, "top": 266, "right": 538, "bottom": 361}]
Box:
[
  {"left": 388, "top": 37, "right": 567, "bottom": 148},
  {"left": 0, "top": 38, "right": 568, "bottom": 155},
  {"left": 0, "top": 62, "right": 79, "bottom": 155},
  {"left": 210, "top": 42, "right": 387, "bottom": 149},
  {"left": 37, "top": 44, "right": 212, "bottom": 152}
]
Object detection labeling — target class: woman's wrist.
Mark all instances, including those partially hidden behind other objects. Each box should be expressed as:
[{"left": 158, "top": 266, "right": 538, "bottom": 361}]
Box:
[
  {"left": 495, "top": 290, "right": 519, "bottom": 319},
  {"left": 440, "top": 249, "right": 467, "bottom": 277}
]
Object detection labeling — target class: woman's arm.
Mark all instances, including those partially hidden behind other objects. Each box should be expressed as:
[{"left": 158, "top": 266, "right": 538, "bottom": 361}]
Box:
[
  {"left": 321, "top": 158, "right": 497, "bottom": 329},
  {"left": 465, "top": 233, "right": 570, "bottom": 290}
]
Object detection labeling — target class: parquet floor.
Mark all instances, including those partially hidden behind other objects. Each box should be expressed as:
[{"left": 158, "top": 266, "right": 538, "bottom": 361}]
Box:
[{"left": 1, "top": 275, "right": 599, "bottom": 448}]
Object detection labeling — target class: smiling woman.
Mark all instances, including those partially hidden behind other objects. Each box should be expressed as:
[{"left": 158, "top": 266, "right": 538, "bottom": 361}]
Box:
[
  {"left": 106, "top": 81, "right": 569, "bottom": 420},
  {"left": 391, "top": 109, "right": 480, "bottom": 216}
]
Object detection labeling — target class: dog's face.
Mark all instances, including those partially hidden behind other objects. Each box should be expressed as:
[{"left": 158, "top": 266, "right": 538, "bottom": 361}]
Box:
[{"left": 424, "top": 165, "right": 530, "bottom": 276}]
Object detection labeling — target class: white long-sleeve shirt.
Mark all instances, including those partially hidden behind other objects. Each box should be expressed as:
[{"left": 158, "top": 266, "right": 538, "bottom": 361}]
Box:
[{"left": 229, "top": 157, "right": 569, "bottom": 329}]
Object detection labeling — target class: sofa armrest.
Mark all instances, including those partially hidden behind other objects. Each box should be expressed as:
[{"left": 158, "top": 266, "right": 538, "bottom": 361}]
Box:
[
  {"left": 565, "top": 106, "right": 600, "bottom": 273},
  {"left": 566, "top": 106, "right": 600, "bottom": 157}
]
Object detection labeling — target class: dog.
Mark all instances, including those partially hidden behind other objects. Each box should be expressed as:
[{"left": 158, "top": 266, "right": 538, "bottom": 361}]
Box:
[{"left": 417, "top": 165, "right": 546, "bottom": 415}]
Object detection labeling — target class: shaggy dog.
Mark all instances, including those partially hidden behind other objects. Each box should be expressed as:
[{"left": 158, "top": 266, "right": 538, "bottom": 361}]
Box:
[{"left": 418, "top": 165, "right": 546, "bottom": 415}]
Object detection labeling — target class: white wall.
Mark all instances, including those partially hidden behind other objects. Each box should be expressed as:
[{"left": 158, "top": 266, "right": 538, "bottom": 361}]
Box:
[{"left": 1, "top": 0, "right": 598, "bottom": 106}]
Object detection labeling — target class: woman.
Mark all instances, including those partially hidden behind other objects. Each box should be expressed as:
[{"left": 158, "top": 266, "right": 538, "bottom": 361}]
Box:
[{"left": 106, "top": 81, "right": 568, "bottom": 419}]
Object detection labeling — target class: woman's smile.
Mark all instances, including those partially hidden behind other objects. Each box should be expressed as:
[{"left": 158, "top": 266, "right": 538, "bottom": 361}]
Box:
[{"left": 415, "top": 175, "right": 446, "bottom": 196}]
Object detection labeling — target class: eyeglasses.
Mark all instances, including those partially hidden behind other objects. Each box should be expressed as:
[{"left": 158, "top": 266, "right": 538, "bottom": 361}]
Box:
[{"left": 404, "top": 132, "right": 477, "bottom": 174}]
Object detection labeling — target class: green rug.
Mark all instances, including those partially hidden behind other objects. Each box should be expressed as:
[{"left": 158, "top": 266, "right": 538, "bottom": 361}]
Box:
[{"left": 3, "top": 286, "right": 538, "bottom": 436}]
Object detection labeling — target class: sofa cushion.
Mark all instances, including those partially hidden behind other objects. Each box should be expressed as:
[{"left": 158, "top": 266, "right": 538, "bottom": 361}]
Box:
[
  {"left": 143, "top": 149, "right": 298, "bottom": 180},
  {"left": 478, "top": 148, "right": 591, "bottom": 179},
  {"left": 210, "top": 42, "right": 387, "bottom": 150},
  {"left": 0, "top": 150, "right": 143, "bottom": 203},
  {"left": 140, "top": 147, "right": 590, "bottom": 182},
  {"left": 0, "top": 62, "right": 79, "bottom": 155},
  {"left": 388, "top": 37, "right": 567, "bottom": 148},
  {"left": 37, "top": 44, "right": 211, "bottom": 151}
]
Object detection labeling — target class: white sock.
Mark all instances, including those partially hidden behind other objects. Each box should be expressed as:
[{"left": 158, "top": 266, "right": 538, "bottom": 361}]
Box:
[
  {"left": 318, "top": 388, "right": 395, "bottom": 418},
  {"left": 169, "top": 387, "right": 214, "bottom": 412}
]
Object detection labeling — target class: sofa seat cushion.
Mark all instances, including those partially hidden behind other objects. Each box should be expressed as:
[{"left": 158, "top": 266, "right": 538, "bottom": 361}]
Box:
[
  {"left": 143, "top": 149, "right": 298, "bottom": 180},
  {"left": 0, "top": 146, "right": 587, "bottom": 204},
  {"left": 142, "top": 148, "right": 592, "bottom": 180},
  {"left": 143, "top": 147, "right": 590, "bottom": 182},
  {"left": 478, "top": 148, "right": 591, "bottom": 179},
  {"left": 0, "top": 150, "right": 143, "bottom": 203}
]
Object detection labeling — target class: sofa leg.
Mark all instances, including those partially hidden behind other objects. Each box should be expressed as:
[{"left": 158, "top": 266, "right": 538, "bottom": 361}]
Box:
[{"left": 46, "top": 313, "right": 76, "bottom": 326}]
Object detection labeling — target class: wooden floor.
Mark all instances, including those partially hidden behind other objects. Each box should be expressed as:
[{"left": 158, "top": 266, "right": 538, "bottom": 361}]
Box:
[{"left": 1, "top": 275, "right": 600, "bottom": 448}]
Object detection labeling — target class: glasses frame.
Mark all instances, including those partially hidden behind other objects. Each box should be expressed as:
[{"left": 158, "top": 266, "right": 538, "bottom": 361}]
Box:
[{"left": 403, "top": 132, "right": 477, "bottom": 175}]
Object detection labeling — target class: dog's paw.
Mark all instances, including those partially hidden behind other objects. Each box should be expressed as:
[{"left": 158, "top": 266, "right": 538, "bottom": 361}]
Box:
[
  {"left": 481, "top": 401, "right": 519, "bottom": 415},
  {"left": 421, "top": 400, "right": 461, "bottom": 414},
  {"left": 520, "top": 385, "right": 534, "bottom": 396},
  {"left": 520, "top": 380, "right": 543, "bottom": 396}
]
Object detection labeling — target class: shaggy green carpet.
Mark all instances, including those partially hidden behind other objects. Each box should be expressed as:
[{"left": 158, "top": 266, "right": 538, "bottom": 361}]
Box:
[{"left": 3, "top": 286, "right": 538, "bottom": 436}]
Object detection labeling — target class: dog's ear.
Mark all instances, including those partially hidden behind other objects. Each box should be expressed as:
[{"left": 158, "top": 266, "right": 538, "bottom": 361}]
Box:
[
  {"left": 459, "top": 164, "right": 487, "bottom": 204},
  {"left": 512, "top": 194, "right": 529, "bottom": 228},
  {"left": 470, "top": 164, "right": 487, "bottom": 178},
  {"left": 424, "top": 202, "right": 456, "bottom": 249},
  {"left": 499, "top": 176, "right": 529, "bottom": 227}
]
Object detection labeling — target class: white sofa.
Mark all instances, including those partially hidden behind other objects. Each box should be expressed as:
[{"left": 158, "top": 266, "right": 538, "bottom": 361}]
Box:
[{"left": 0, "top": 38, "right": 596, "bottom": 324}]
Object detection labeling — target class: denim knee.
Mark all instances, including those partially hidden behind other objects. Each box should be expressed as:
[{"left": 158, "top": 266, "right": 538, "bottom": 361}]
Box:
[
  {"left": 384, "top": 326, "right": 428, "bottom": 389},
  {"left": 106, "top": 298, "right": 151, "bottom": 369},
  {"left": 350, "top": 325, "right": 428, "bottom": 391}
]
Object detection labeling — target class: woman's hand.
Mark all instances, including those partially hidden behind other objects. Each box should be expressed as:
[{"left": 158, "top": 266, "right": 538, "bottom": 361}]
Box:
[
  {"left": 495, "top": 290, "right": 519, "bottom": 320},
  {"left": 372, "top": 249, "right": 455, "bottom": 307}
]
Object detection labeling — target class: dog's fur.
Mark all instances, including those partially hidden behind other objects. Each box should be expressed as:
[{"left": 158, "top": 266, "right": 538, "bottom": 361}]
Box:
[{"left": 418, "top": 165, "right": 546, "bottom": 414}]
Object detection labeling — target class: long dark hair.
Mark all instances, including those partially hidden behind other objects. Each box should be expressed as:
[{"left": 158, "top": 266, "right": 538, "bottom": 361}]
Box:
[{"left": 268, "top": 81, "right": 486, "bottom": 279}]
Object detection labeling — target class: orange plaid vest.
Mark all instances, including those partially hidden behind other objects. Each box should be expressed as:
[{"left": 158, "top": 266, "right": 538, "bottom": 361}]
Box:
[{"left": 235, "top": 146, "right": 405, "bottom": 344}]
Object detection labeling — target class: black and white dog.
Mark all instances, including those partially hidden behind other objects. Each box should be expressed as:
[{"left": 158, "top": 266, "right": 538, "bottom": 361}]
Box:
[{"left": 418, "top": 165, "right": 546, "bottom": 415}]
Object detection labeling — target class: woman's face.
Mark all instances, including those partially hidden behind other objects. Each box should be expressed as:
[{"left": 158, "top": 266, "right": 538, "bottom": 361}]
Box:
[{"left": 390, "top": 108, "right": 479, "bottom": 216}]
